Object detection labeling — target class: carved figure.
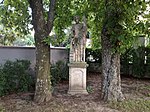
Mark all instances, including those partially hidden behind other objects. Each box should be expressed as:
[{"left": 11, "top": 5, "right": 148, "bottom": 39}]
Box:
[{"left": 69, "top": 16, "right": 87, "bottom": 62}]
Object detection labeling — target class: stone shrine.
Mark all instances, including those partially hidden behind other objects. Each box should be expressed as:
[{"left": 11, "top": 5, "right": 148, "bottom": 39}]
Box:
[{"left": 68, "top": 16, "right": 88, "bottom": 94}]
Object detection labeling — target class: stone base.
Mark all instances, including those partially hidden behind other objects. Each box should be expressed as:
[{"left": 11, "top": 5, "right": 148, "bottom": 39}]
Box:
[
  {"left": 68, "top": 89, "right": 88, "bottom": 95},
  {"left": 68, "top": 62, "right": 88, "bottom": 95}
]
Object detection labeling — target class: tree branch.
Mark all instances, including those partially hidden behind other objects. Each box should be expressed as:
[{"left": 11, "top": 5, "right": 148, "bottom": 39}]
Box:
[
  {"left": 28, "top": 0, "right": 46, "bottom": 34},
  {"left": 28, "top": 0, "right": 34, "bottom": 9},
  {"left": 47, "top": 0, "right": 56, "bottom": 33},
  {"left": 0, "top": 0, "right": 4, "bottom": 4}
]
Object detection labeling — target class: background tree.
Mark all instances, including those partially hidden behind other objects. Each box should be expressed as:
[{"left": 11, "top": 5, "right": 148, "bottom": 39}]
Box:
[
  {"left": 101, "top": 0, "right": 150, "bottom": 101},
  {"left": 0, "top": 0, "right": 56, "bottom": 103},
  {"left": 28, "top": 0, "right": 56, "bottom": 103}
]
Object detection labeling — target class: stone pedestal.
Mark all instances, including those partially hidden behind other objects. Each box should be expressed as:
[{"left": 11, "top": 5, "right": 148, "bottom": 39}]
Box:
[{"left": 68, "top": 62, "right": 88, "bottom": 95}]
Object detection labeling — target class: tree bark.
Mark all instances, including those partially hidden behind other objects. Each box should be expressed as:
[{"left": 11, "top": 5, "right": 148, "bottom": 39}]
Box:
[
  {"left": 28, "top": 0, "right": 56, "bottom": 103},
  {"left": 101, "top": 0, "right": 124, "bottom": 102},
  {"left": 34, "top": 35, "right": 51, "bottom": 103},
  {"left": 101, "top": 34, "right": 124, "bottom": 101}
]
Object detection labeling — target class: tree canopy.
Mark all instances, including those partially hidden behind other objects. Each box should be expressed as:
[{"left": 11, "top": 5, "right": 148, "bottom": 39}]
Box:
[{"left": 0, "top": 0, "right": 149, "bottom": 48}]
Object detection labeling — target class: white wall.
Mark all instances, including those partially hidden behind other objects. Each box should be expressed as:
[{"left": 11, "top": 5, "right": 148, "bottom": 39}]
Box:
[{"left": 0, "top": 46, "right": 69, "bottom": 69}]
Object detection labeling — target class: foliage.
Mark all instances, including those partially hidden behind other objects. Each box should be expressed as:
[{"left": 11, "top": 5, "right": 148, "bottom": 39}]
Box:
[
  {"left": 109, "top": 99, "right": 150, "bottom": 112},
  {"left": 0, "top": 0, "right": 31, "bottom": 35},
  {"left": 86, "top": 85, "right": 94, "bottom": 93},
  {"left": 52, "top": 0, "right": 150, "bottom": 49},
  {"left": 132, "top": 47, "right": 145, "bottom": 77},
  {"left": 0, "top": 0, "right": 31, "bottom": 45},
  {"left": 0, "top": 60, "right": 34, "bottom": 96},
  {"left": 51, "top": 61, "right": 68, "bottom": 86},
  {"left": 86, "top": 48, "right": 101, "bottom": 63},
  {"left": 13, "top": 34, "right": 35, "bottom": 46},
  {"left": 101, "top": 0, "right": 150, "bottom": 53},
  {"left": 86, "top": 48, "right": 101, "bottom": 72},
  {"left": 0, "top": 59, "right": 69, "bottom": 96},
  {"left": 0, "top": 66, "right": 6, "bottom": 96},
  {"left": 40, "top": 0, "right": 103, "bottom": 48},
  {"left": 121, "top": 46, "right": 150, "bottom": 78},
  {"left": 120, "top": 48, "right": 132, "bottom": 75},
  {"left": 51, "top": 0, "right": 150, "bottom": 49},
  {"left": 86, "top": 47, "right": 150, "bottom": 78},
  {"left": 0, "top": 0, "right": 149, "bottom": 48}
]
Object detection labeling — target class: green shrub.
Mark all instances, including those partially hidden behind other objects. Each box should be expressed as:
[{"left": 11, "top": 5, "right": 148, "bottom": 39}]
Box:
[
  {"left": 0, "top": 67, "right": 6, "bottom": 96},
  {"left": 51, "top": 61, "right": 68, "bottom": 86},
  {"left": 86, "top": 48, "right": 101, "bottom": 64},
  {"left": 132, "top": 47, "right": 146, "bottom": 78},
  {"left": 86, "top": 48, "right": 101, "bottom": 72},
  {"left": 121, "top": 47, "right": 150, "bottom": 78},
  {"left": 86, "top": 47, "right": 150, "bottom": 78},
  {"left": 0, "top": 60, "right": 33, "bottom": 96}
]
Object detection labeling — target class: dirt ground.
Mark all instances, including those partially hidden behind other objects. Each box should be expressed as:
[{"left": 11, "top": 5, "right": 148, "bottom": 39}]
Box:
[{"left": 0, "top": 73, "right": 150, "bottom": 112}]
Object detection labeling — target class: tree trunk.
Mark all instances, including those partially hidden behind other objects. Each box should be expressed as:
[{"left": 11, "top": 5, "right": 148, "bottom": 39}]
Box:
[
  {"left": 28, "top": 0, "right": 56, "bottom": 104},
  {"left": 100, "top": 0, "right": 125, "bottom": 102},
  {"left": 101, "top": 31, "right": 124, "bottom": 102},
  {"left": 34, "top": 34, "right": 51, "bottom": 103}
]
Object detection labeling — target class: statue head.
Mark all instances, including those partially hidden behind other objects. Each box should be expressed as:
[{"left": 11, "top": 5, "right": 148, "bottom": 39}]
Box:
[{"left": 74, "top": 16, "right": 80, "bottom": 24}]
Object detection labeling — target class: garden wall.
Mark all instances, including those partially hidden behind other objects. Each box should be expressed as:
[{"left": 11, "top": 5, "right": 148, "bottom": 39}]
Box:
[
  {"left": 1, "top": 46, "right": 150, "bottom": 78},
  {"left": 0, "top": 46, "right": 69, "bottom": 69}
]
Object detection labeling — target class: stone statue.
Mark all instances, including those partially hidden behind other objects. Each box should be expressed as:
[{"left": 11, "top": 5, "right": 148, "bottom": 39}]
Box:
[{"left": 69, "top": 16, "right": 87, "bottom": 62}]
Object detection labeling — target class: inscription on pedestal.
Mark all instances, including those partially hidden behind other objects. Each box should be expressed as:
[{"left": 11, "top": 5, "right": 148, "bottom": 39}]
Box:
[{"left": 71, "top": 70, "right": 83, "bottom": 89}]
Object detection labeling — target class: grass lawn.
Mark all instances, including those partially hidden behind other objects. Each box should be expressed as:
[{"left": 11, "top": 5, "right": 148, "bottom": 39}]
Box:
[{"left": 109, "top": 99, "right": 150, "bottom": 112}]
